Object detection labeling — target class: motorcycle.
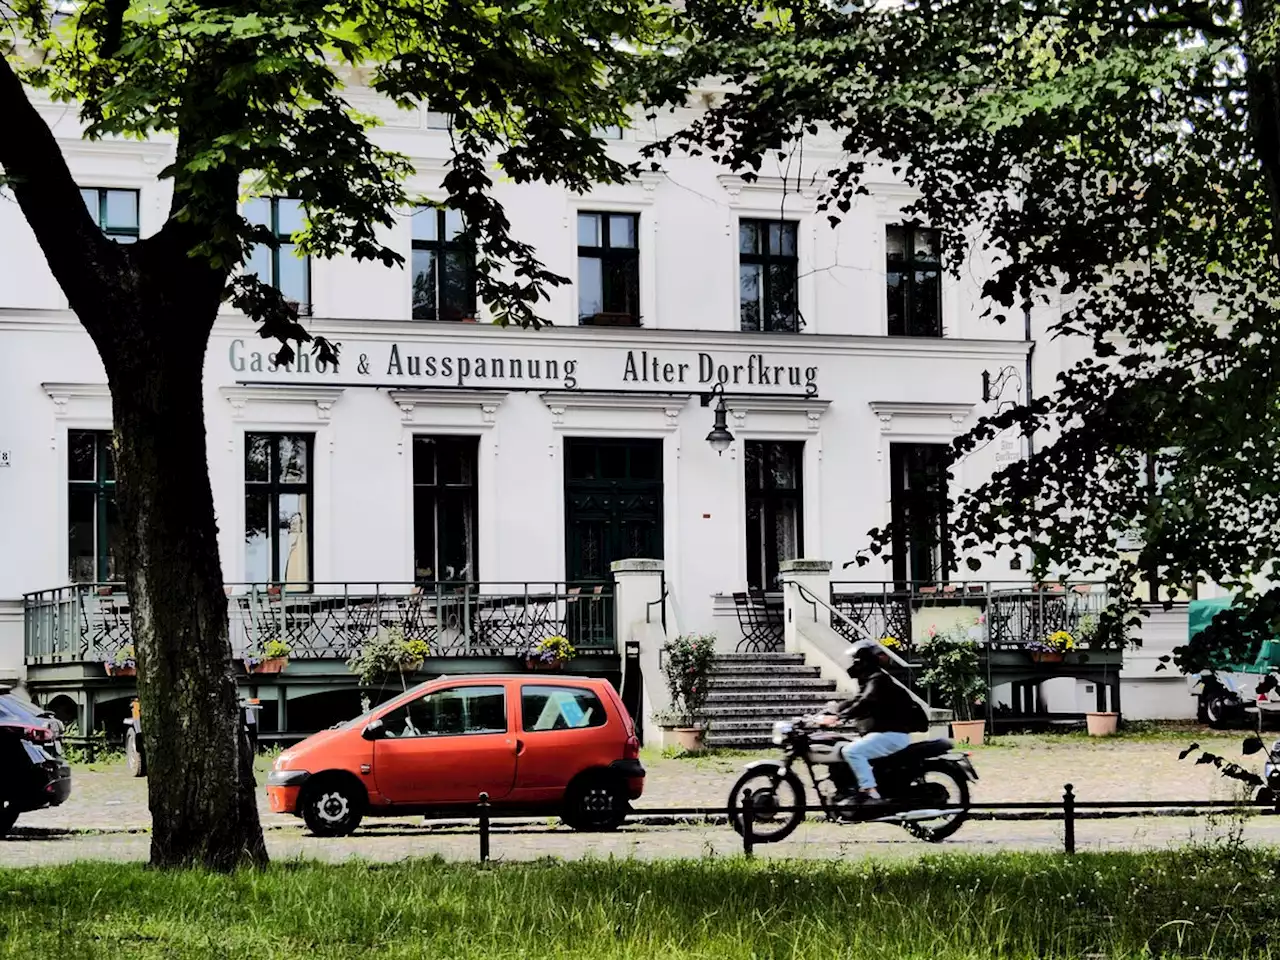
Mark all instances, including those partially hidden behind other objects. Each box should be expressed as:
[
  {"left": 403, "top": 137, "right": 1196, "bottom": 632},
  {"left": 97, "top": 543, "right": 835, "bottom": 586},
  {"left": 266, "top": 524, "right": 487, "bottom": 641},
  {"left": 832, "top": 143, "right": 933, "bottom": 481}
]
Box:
[{"left": 726, "top": 714, "right": 979, "bottom": 843}]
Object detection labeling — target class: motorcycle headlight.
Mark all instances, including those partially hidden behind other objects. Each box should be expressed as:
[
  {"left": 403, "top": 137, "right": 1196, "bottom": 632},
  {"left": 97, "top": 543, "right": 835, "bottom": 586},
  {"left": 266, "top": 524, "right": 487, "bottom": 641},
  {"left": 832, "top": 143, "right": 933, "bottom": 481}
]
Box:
[{"left": 771, "top": 721, "right": 793, "bottom": 745}]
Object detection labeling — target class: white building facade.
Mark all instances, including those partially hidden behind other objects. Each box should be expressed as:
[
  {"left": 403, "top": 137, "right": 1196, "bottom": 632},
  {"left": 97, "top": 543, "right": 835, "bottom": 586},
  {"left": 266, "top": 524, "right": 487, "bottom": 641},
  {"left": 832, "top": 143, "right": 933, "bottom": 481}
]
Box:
[{"left": 0, "top": 84, "right": 1196, "bottom": 727}]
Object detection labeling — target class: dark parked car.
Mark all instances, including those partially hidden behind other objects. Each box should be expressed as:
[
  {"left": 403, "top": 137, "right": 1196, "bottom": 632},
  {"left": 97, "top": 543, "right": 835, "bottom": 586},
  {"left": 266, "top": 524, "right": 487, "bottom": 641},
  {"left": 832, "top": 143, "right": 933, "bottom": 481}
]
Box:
[{"left": 0, "top": 690, "right": 72, "bottom": 836}]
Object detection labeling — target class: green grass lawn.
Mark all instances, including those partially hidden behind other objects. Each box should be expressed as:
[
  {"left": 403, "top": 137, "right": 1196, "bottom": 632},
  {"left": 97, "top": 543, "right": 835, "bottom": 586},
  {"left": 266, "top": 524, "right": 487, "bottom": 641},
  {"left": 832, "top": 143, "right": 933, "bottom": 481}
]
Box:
[{"left": 3, "top": 848, "right": 1279, "bottom": 959}]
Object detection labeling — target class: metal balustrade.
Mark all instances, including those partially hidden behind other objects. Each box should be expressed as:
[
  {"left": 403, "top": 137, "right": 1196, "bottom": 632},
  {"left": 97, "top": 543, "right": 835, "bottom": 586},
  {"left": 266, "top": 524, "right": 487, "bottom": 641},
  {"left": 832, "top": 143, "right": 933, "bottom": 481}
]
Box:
[
  {"left": 828, "top": 580, "right": 1113, "bottom": 651},
  {"left": 23, "top": 581, "right": 616, "bottom": 664}
]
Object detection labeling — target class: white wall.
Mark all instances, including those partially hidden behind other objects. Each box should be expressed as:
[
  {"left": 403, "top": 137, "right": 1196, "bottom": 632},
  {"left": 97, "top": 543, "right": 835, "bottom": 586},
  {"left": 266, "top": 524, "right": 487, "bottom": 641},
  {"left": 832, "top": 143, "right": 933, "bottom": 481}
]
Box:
[{"left": 1, "top": 82, "right": 1045, "bottom": 679}]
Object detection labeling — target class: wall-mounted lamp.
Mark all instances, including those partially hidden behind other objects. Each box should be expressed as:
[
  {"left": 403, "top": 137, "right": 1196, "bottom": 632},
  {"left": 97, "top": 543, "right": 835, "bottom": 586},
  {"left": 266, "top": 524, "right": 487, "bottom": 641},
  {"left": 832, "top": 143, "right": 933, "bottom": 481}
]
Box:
[{"left": 701, "top": 382, "right": 734, "bottom": 456}]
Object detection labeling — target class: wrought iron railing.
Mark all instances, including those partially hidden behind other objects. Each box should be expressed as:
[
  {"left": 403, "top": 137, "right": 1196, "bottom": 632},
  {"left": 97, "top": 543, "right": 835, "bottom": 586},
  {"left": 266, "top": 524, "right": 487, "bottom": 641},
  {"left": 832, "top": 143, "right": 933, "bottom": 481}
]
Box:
[
  {"left": 828, "top": 580, "right": 1111, "bottom": 650},
  {"left": 24, "top": 581, "right": 616, "bottom": 664}
]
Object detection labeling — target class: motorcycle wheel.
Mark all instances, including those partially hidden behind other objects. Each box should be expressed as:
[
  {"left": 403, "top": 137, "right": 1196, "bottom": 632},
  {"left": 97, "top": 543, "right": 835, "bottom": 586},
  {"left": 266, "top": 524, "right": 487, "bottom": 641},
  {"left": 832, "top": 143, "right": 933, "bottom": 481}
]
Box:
[
  {"left": 726, "top": 763, "right": 807, "bottom": 844},
  {"left": 901, "top": 759, "right": 970, "bottom": 843}
]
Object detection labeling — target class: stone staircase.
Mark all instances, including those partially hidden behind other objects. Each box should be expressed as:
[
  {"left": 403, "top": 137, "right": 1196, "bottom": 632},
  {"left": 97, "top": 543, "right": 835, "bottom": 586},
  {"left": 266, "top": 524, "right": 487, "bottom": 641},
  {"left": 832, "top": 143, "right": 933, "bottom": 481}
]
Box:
[{"left": 700, "top": 653, "right": 839, "bottom": 749}]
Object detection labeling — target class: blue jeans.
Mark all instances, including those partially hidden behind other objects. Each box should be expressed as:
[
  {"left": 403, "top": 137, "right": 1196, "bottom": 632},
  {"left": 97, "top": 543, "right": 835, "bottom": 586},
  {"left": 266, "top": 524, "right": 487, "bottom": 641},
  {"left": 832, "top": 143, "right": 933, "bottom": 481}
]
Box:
[{"left": 840, "top": 732, "right": 912, "bottom": 791}]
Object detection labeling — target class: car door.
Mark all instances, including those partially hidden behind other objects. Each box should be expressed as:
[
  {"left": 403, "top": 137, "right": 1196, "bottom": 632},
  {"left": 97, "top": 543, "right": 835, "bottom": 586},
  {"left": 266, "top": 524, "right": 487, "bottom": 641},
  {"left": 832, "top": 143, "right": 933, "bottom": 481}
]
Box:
[
  {"left": 513, "top": 682, "right": 613, "bottom": 803},
  {"left": 373, "top": 683, "right": 517, "bottom": 804}
]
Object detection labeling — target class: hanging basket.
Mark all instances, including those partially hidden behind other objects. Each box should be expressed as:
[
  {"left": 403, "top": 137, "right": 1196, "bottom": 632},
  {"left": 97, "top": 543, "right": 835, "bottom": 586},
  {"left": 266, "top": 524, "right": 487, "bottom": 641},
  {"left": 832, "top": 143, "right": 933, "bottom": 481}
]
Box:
[
  {"left": 105, "top": 664, "right": 136, "bottom": 678},
  {"left": 247, "top": 657, "right": 288, "bottom": 675}
]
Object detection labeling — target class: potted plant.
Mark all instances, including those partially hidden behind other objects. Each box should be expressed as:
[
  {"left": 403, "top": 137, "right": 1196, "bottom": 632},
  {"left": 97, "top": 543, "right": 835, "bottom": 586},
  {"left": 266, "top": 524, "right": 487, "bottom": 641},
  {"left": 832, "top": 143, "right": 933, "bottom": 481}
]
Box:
[
  {"left": 524, "top": 635, "right": 575, "bottom": 671},
  {"left": 244, "top": 638, "right": 291, "bottom": 674},
  {"left": 918, "top": 624, "right": 988, "bottom": 745},
  {"left": 657, "top": 633, "right": 717, "bottom": 753},
  {"left": 347, "top": 626, "right": 430, "bottom": 689},
  {"left": 1025, "top": 629, "right": 1075, "bottom": 664},
  {"left": 1081, "top": 610, "right": 1124, "bottom": 736},
  {"left": 105, "top": 645, "right": 136, "bottom": 678}
]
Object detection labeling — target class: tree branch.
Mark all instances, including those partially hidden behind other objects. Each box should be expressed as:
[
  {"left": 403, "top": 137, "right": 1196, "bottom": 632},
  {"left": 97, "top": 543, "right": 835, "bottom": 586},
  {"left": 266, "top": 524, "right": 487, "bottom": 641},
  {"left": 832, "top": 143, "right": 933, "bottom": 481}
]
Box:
[{"left": 0, "top": 54, "right": 117, "bottom": 338}]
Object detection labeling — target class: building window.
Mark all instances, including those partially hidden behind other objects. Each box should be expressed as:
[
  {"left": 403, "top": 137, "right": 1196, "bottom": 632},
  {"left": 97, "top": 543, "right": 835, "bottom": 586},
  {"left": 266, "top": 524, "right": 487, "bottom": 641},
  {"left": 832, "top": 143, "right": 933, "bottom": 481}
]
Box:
[
  {"left": 577, "top": 212, "right": 639, "bottom": 326},
  {"left": 80, "top": 188, "right": 139, "bottom": 243},
  {"left": 745, "top": 441, "right": 804, "bottom": 590},
  {"left": 886, "top": 225, "right": 942, "bottom": 337},
  {"left": 889, "top": 442, "right": 951, "bottom": 586},
  {"left": 414, "top": 436, "right": 478, "bottom": 583},
  {"left": 243, "top": 198, "right": 310, "bottom": 314},
  {"left": 593, "top": 125, "right": 623, "bottom": 140},
  {"left": 68, "top": 430, "right": 120, "bottom": 583},
  {"left": 426, "top": 109, "right": 453, "bottom": 131},
  {"left": 739, "top": 219, "right": 799, "bottom": 333},
  {"left": 412, "top": 208, "right": 476, "bottom": 322},
  {"left": 244, "top": 434, "right": 314, "bottom": 589}
]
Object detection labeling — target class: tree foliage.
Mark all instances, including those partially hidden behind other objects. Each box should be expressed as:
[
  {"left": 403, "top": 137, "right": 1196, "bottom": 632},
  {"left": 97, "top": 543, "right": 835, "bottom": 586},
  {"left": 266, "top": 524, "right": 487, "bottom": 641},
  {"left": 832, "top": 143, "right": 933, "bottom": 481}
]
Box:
[
  {"left": 641, "top": 0, "right": 1280, "bottom": 667},
  {"left": 0, "top": 0, "right": 671, "bottom": 869}
]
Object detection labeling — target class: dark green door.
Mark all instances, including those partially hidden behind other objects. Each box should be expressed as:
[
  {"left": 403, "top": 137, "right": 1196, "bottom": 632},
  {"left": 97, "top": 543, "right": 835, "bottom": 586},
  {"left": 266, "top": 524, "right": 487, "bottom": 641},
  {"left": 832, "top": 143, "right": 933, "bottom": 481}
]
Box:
[{"left": 564, "top": 438, "right": 663, "bottom": 583}]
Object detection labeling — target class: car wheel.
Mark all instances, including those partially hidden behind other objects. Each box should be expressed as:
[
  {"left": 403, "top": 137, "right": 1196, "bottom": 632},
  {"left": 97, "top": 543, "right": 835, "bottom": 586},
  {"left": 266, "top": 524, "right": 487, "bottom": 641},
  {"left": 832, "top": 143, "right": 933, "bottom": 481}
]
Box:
[
  {"left": 125, "top": 727, "right": 146, "bottom": 778},
  {"left": 299, "top": 777, "right": 365, "bottom": 837},
  {"left": 0, "top": 800, "right": 17, "bottom": 839},
  {"left": 562, "top": 773, "right": 626, "bottom": 832},
  {"left": 1202, "top": 692, "right": 1240, "bottom": 729}
]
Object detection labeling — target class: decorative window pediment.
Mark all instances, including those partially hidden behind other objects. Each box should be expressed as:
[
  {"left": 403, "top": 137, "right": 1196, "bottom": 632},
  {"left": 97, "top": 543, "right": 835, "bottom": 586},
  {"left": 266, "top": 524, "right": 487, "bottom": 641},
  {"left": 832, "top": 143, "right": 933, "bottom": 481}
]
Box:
[
  {"left": 387, "top": 388, "right": 507, "bottom": 427},
  {"left": 221, "top": 385, "right": 345, "bottom": 422}
]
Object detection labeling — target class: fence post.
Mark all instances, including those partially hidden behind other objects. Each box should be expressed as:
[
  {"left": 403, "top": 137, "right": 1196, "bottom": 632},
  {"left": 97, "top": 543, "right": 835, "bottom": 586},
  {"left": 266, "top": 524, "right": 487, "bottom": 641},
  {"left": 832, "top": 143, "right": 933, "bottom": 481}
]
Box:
[
  {"left": 478, "top": 792, "right": 491, "bottom": 863},
  {"left": 1063, "top": 783, "right": 1076, "bottom": 855},
  {"left": 741, "top": 788, "right": 755, "bottom": 858}
]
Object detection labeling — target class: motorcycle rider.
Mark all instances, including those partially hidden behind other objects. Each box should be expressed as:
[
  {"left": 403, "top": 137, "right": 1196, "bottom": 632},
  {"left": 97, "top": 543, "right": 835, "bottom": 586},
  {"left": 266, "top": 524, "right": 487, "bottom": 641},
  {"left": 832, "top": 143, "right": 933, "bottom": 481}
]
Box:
[{"left": 817, "top": 639, "right": 928, "bottom": 805}]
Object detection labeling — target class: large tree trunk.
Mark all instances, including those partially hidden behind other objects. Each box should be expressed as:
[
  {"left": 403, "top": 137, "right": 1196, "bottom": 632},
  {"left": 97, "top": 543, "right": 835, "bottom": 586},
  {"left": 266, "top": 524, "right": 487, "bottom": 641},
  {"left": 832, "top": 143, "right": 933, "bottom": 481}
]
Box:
[{"left": 106, "top": 330, "right": 268, "bottom": 870}]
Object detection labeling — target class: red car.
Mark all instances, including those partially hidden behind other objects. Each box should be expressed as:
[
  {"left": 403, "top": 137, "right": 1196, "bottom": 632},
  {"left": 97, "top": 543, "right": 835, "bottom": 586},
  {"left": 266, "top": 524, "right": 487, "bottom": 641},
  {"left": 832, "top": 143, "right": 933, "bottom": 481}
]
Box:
[{"left": 267, "top": 675, "right": 644, "bottom": 836}]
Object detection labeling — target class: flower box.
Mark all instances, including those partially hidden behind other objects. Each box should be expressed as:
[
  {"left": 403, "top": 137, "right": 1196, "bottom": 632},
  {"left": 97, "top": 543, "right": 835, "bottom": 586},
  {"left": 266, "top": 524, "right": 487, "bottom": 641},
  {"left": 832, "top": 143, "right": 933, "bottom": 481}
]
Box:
[
  {"left": 1029, "top": 651, "right": 1066, "bottom": 664},
  {"left": 105, "top": 663, "right": 136, "bottom": 678},
  {"left": 525, "top": 658, "right": 565, "bottom": 672},
  {"left": 246, "top": 656, "right": 288, "bottom": 675},
  {"left": 399, "top": 660, "right": 422, "bottom": 675}
]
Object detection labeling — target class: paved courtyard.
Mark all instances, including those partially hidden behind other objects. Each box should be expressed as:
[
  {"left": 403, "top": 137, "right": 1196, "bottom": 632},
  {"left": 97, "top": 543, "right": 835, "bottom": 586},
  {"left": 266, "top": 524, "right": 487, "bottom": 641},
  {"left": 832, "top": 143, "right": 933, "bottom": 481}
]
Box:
[{"left": 4, "top": 730, "right": 1277, "bottom": 866}]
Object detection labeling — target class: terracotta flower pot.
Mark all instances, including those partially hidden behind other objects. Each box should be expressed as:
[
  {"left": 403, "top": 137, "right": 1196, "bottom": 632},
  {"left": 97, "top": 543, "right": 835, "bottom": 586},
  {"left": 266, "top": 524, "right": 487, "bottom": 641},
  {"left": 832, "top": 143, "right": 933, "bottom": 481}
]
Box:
[
  {"left": 1030, "top": 651, "right": 1066, "bottom": 664},
  {"left": 399, "top": 660, "right": 423, "bottom": 674},
  {"left": 1086, "top": 711, "right": 1119, "bottom": 737},
  {"left": 247, "top": 656, "right": 288, "bottom": 675},
  {"left": 669, "top": 726, "right": 706, "bottom": 753},
  {"left": 525, "top": 658, "right": 565, "bottom": 671},
  {"left": 105, "top": 664, "right": 136, "bottom": 678},
  {"left": 950, "top": 719, "right": 986, "bottom": 746}
]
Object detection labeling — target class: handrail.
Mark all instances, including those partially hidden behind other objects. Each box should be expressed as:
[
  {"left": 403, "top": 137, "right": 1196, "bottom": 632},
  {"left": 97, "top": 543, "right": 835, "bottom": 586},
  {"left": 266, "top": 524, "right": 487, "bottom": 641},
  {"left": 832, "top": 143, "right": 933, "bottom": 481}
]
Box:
[
  {"left": 784, "top": 580, "right": 917, "bottom": 671},
  {"left": 781, "top": 579, "right": 936, "bottom": 717}
]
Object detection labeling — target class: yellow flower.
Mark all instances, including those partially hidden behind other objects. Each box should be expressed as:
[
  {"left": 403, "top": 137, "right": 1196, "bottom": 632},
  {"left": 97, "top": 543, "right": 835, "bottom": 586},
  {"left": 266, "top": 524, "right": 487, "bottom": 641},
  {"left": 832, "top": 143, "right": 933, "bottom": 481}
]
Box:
[
  {"left": 1047, "top": 631, "right": 1075, "bottom": 652},
  {"left": 880, "top": 636, "right": 902, "bottom": 649}
]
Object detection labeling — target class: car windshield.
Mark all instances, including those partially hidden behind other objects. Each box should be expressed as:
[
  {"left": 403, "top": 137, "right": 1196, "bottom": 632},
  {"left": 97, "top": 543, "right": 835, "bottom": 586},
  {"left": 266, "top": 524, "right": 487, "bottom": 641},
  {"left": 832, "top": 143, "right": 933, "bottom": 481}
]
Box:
[{"left": 337, "top": 680, "right": 438, "bottom": 730}]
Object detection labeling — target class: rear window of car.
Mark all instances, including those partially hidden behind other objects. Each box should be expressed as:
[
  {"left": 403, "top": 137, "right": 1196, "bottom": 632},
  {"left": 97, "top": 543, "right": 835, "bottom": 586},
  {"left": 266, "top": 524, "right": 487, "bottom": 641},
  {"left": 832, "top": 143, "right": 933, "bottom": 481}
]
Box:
[
  {"left": 0, "top": 695, "right": 41, "bottom": 722},
  {"left": 521, "top": 685, "right": 608, "bottom": 732}
]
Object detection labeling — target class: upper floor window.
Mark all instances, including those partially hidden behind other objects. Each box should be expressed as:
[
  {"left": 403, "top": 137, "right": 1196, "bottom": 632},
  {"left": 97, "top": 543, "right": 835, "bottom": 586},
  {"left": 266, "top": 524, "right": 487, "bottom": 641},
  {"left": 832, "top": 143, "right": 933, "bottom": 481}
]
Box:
[
  {"left": 739, "top": 219, "right": 799, "bottom": 333},
  {"left": 68, "top": 430, "right": 120, "bottom": 583},
  {"left": 81, "top": 188, "right": 139, "bottom": 244},
  {"left": 886, "top": 225, "right": 942, "bottom": 337},
  {"left": 244, "top": 433, "right": 313, "bottom": 590},
  {"left": 412, "top": 208, "right": 477, "bottom": 322},
  {"left": 243, "top": 198, "right": 310, "bottom": 314},
  {"left": 593, "top": 125, "right": 623, "bottom": 140},
  {"left": 577, "top": 212, "right": 639, "bottom": 326},
  {"left": 426, "top": 109, "right": 453, "bottom": 131}
]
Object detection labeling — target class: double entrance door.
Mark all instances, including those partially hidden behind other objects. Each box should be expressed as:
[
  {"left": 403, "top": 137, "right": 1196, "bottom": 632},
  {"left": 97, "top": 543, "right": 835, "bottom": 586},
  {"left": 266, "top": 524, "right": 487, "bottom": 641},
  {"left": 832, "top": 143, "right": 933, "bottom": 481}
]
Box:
[{"left": 563, "top": 438, "right": 663, "bottom": 584}]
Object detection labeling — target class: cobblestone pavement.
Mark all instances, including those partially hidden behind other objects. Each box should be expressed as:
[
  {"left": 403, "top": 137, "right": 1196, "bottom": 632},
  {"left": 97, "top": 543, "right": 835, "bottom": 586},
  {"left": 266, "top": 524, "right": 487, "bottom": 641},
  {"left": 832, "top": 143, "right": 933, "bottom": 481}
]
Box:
[{"left": 3, "top": 731, "right": 1269, "bottom": 866}]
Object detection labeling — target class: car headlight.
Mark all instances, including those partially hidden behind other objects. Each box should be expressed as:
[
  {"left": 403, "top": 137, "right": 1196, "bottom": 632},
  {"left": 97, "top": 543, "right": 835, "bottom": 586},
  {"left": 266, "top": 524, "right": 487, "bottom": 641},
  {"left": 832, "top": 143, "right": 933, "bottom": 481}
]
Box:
[{"left": 771, "top": 721, "right": 793, "bottom": 745}]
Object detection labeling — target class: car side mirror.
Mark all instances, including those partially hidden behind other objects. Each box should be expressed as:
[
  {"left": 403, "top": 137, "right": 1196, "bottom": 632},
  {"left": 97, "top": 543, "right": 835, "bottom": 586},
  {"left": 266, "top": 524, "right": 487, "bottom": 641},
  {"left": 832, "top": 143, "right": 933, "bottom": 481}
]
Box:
[{"left": 361, "top": 719, "right": 385, "bottom": 741}]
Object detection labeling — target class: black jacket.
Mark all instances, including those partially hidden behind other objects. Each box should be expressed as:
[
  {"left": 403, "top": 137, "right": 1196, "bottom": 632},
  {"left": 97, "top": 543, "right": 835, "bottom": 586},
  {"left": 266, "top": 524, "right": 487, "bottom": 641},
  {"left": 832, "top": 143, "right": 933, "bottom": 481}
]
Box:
[{"left": 834, "top": 669, "right": 928, "bottom": 734}]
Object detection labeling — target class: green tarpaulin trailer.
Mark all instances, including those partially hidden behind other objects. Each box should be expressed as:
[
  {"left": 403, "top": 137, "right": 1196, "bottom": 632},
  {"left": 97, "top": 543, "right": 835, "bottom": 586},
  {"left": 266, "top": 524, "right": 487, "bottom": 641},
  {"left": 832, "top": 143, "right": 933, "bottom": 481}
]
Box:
[{"left": 1186, "top": 595, "right": 1280, "bottom": 725}]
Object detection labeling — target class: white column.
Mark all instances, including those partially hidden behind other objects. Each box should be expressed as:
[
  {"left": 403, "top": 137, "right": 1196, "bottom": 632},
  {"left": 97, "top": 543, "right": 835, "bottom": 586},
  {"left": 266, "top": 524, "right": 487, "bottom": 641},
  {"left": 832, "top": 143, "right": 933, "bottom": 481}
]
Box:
[
  {"left": 780, "top": 558, "right": 832, "bottom": 653},
  {"left": 611, "top": 559, "right": 666, "bottom": 640}
]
